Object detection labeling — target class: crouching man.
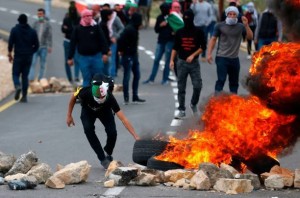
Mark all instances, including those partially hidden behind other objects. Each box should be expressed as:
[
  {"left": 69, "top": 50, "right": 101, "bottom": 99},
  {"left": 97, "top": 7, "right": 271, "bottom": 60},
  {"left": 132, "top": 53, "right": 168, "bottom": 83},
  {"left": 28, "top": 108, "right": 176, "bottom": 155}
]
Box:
[{"left": 66, "top": 73, "right": 140, "bottom": 169}]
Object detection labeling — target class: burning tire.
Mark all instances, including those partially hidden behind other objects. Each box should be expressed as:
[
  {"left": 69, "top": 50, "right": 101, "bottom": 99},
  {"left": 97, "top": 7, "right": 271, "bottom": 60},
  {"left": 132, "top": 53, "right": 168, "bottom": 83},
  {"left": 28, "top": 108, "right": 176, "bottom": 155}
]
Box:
[
  {"left": 132, "top": 140, "right": 169, "bottom": 166},
  {"left": 146, "top": 156, "right": 184, "bottom": 171}
]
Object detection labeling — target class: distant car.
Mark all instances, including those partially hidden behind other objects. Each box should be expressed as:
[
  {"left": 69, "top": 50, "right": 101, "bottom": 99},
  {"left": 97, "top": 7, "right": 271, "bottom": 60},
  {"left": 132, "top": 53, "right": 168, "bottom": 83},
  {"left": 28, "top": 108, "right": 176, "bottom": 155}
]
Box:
[{"left": 75, "top": 0, "right": 132, "bottom": 12}]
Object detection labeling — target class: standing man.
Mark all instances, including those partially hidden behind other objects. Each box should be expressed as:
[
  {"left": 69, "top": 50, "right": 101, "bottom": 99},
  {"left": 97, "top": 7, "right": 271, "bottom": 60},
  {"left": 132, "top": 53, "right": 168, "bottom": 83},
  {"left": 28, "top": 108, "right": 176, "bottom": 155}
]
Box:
[
  {"left": 207, "top": 6, "right": 253, "bottom": 94},
  {"left": 170, "top": 10, "right": 206, "bottom": 119},
  {"left": 118, "top": 13, "right": 146, "bottom": 104},
  {"left": 68, "top": 9, "right": 109, "bottom": 87},
  {"left": 66, "top": 73, "right": 140, "bottom": 169},
  {"left": 8, "top": 14, "right": 39, "bottom": 102},
  {"left": 28, "top": 8, "right": 52, "bottom": 82},
  {"left": 61, "top": 1, "right": 81, "bottom": 84},
  {"left": 190, "top": 0, "right": 212, "bottom": 62},
  {"left": 143, "top": 2, "right": 173, "bottom": 85},
  {"left": 137, "top": 0, "right": 152, "bottom": 28}
]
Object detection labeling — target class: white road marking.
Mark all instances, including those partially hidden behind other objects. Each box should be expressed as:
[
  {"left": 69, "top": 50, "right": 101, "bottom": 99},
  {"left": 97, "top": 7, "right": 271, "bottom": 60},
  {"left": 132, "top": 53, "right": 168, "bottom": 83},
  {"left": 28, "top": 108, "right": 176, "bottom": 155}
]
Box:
[
  {"left": 138, "top": 46, "right": 145, "bottom": 50},
  {"left": 10, "top": 10, "right": 19, "bottom": 15},
  {"left": 145, "top": 50, "right": 153, "bottom": 55},
  {"left": 174, "top": 95, "right": 178, "bottom": 101},
  {"left": 173, "top": 88, "right": 178, "bottom": 94},
  {"left": 175, "top": 102, "right": 179, "bottom": 108},
  {"left": 170, "top": 119, "right": 182, "bottom": 126},
  {"left": 0, "top": 7, "right": 8, "bottom": 12},
  {"left": 171, "top": 82, "right": 177, "bottom": 87}
]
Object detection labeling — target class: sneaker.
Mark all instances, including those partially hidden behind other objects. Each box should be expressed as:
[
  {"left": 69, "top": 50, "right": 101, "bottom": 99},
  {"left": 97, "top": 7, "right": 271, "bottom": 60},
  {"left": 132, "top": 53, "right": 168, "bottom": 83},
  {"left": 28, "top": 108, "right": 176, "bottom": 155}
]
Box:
[
  {"left": 124, "top": 97, "right": 129, "bottom": 105},
  {"left": 20, "top": 96, "right": 27, "bottom": 103},
  {"left": 132, "top": 97, "right": 146, "bottom": 103},
  {"left": 190, "top": 104, "right": 197, "bottom": 115},
  {"left": 161, "top": 80, "right": 169, "bottom": 85},
  {"left": 175, "top": 110, "right": 186, "bottom": 119},
  {"left": 100, "top": 159, "right": 111, "bottom": 169},
  {"left": 143, "top": 80, "right": 154, "bottom": 85},
  {"left": 14, "top": 88, "right": 21, "bottom": 100},
  {"left": 106, "top": 155, "right": 113, "bottom": 162}
]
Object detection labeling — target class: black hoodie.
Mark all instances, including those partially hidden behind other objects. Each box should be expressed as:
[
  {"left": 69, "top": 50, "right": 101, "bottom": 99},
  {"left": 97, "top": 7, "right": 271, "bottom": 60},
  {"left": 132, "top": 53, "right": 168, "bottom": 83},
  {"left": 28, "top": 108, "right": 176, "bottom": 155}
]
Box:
[
  {"left": 118, "top": 13, "right": 142, "bottom": 55},
  {"left": 8, "top": 24, "right": 39, "bottom": 56}
]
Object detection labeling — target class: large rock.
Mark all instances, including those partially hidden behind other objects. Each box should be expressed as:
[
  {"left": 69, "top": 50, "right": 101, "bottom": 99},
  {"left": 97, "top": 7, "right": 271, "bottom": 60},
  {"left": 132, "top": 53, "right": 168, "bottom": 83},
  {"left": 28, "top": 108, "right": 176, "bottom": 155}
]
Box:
[
  {"left": 235, "top": 173, "right": 261, "bottom": 190},
  {"left": 5, "top": 151, "right": 38, "bottom": 176},
  {"left": 214, "top": 178, "right": 254, "bottom": 194},
  {"left": 26, "top": 163, "right": 53, "bottom": 184},
  {"left": 29, "top": 81, "right": 44, "bottom": 93},
  {"left": 45, "top": 177, "right": 65, "bottom": 189},
  {"left": 294, "top": 169, "right": 300, "bottom": 188},
  {"left": 264, "top": 174, "right": 285, "bottom": 189},
  {"left": 141, "top": 169, "right": 166, "bottom": 183},
  {"left": 220, "top": 163, "right": 239, "bottom": 176},
  {"left": 109, "top": 167, "right": 138, "bottom": 186},
  {"left": 190, "top": 170, "right": 211, "bottom": 190},
  {"left": 164, "top": 169, "right": 195, "bottom": 183},
  {"left": 131, "top": 172, "right": 158, "bottom": 186},
  {"left": 261, "top": 165, "right": 294, "bottom": 187},
  {"left": 105, "top": 160, "right": 124, "bottom": 178},
  {"left": 0, "top": 154, "right": 16, "bottom": 174},
  {"left": 45, "top": 160, "right": 91, "bottom": 187}
]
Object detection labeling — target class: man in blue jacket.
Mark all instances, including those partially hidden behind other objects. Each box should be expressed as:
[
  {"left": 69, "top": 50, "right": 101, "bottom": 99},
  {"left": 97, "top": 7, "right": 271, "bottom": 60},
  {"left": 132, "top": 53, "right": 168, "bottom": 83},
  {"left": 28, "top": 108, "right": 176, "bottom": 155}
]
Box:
[{"left": 8, "top": 14, "right": 39, "bottom": 102}]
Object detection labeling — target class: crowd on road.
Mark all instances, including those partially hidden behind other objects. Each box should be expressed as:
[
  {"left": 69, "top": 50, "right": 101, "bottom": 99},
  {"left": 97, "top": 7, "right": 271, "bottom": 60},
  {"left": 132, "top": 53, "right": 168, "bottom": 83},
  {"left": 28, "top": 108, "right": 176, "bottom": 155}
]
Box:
[{"left": 6, "top": 0, "right": 285, "bottom": 169}]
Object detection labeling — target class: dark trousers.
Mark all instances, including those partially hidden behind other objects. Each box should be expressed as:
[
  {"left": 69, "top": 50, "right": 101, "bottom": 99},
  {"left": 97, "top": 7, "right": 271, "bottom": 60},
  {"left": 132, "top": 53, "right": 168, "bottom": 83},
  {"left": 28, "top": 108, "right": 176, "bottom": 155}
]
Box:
[
  {"left": 121, "top": 54, "right": 141, "bottom": 101},
  {"left": 177, "top": 58, "right": 202, "bottom": 111},
  {"left": 80, "top": 107, "right": 117, "bottom": 161},
  {"left": 12, "top": 54, "right": 33, "bottom": 97},
  {"left": 215, "top": 56, "right": 240, "bottom": 94}
]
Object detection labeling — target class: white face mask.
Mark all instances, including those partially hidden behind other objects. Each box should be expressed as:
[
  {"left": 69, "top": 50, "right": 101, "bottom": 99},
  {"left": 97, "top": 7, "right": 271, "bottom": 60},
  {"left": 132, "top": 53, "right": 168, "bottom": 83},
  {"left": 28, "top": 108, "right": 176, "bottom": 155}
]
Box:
[{"left": 225, "top": 17, "right": 238, "bottom": 25}]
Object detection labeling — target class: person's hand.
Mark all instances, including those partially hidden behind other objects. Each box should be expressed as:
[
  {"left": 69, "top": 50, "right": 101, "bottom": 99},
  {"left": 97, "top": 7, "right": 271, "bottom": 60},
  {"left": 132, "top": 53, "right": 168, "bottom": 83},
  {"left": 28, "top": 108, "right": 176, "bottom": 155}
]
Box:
[
  {"left": 169, "top": 60, "right": 174, "bottom": 70},
  {"left": 134, "top": 134, "right": 140, "bottom": 140},
  {"left": 186, "top": 55, "right": 194, "bottom": 63},
  {"left": 67, "top": 59, "right": 73, "bottom": 66},
  {"left": 111, "top": 37, "right": 116, "bottom": 43},
  {"left": 160, "top": 21, "right": 167, "bottom": 27},
  {"left": 207, "top": 55, "right": 213, "bottom": 64},
  {"left": 241, "top": 16, "right": 248, "bottom": 26},
  {"left": 8, "top": 53, "right": 13, "bottom": 63},
  {"left": 102, "top": 54, "right": 108, "bottom": 63},
  {"left": 66, "top": 115, "right": 75, "bottom": 127}
]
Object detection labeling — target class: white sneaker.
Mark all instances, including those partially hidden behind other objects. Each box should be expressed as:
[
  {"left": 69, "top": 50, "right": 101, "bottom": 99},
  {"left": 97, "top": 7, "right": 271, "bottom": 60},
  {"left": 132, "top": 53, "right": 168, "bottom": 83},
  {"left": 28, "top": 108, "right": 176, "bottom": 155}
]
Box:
[{"left": 175, "top": 110, "right": 186, "bottom": 119}]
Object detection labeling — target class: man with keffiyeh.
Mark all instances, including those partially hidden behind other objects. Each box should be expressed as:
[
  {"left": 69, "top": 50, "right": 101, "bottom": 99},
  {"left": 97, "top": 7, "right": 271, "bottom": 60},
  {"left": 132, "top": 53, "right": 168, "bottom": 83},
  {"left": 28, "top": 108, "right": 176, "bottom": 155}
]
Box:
[{"left": 68, "top": 9, "right": 109, "bottom": 87}]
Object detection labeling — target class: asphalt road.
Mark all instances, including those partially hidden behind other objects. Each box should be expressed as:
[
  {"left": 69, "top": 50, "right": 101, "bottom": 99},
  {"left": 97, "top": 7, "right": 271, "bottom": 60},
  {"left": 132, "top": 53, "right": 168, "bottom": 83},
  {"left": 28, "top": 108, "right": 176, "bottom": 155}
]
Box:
[{"left": 0, "top": 0, "right": 299, "bottom": 197}]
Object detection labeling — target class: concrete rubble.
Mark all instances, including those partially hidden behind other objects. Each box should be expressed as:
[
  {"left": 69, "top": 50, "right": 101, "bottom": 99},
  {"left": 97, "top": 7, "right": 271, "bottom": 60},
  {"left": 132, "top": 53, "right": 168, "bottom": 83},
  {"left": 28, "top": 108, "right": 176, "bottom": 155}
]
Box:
[{"left": 0, "top": 150, "right": 91, "bottom": 190}]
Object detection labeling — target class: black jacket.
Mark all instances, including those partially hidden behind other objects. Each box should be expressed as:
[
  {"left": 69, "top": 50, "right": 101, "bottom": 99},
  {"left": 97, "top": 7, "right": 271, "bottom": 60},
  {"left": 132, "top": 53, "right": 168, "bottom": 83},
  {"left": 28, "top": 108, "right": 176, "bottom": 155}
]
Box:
[
  {"left": 8, "top": 24, "right": 39, "bottom": 56},
  {"left": 61, "top": 13, "right": 80, "bottom": 40},
  {"left": 154, "top": 14, "right": 174, "bottom": 44}
]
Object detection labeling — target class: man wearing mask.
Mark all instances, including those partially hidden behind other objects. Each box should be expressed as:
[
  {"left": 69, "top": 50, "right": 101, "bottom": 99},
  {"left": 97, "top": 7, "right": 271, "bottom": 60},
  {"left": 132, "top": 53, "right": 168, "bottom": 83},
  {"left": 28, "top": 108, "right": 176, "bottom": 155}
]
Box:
[
  {"left": 66, "top": 73, "right": 140, "bottom": 169},
  {"left": 28, "top": 8, "right": 52, "bottom": 82},
  {"left": 207, "top": 6, "right": 253, "bottom": 95},
  {"left": 170, "top": 10, "right": 206, "bottom": 119},
  {"left": 8, "top": 14, "right": 39, "bottom": 102}
]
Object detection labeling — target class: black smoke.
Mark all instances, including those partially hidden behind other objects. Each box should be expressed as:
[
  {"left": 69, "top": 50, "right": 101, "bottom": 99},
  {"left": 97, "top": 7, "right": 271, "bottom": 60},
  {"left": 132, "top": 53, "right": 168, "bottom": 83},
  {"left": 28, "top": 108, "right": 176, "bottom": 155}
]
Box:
[{"left": 267, "top": 0, "right": 300, "bottom": 41}]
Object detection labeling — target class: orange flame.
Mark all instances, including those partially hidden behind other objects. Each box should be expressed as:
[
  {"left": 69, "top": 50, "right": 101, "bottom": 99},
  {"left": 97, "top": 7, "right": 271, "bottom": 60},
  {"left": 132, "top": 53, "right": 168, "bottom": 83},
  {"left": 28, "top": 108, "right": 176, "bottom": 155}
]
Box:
[
  {"left": 155, "top": 95, "right": 296, "bottom": 169},
  {"left": 248, "top": 42, "right": 300, "bottom": 113}
]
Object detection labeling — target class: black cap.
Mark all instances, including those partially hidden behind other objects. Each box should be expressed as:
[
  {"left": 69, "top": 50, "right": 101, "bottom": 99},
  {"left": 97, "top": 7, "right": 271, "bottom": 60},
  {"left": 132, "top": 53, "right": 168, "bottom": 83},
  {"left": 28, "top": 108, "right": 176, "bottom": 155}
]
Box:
[{"left": 18, "top": 14, "right": 28, "bottom": 24}]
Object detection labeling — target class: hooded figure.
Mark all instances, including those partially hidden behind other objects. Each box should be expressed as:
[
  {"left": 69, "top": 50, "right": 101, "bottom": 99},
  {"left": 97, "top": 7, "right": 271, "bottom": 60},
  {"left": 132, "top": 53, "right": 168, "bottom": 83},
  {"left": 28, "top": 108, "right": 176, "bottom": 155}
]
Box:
[
  {"left": 18, "top": 14, "right": 28, "bottom": 24},
  {"left": 182, "top": 9, "right": 194, "bottom": 29},
  {"left": 160, "top": 2, "right": 170, "bottom": 17}
]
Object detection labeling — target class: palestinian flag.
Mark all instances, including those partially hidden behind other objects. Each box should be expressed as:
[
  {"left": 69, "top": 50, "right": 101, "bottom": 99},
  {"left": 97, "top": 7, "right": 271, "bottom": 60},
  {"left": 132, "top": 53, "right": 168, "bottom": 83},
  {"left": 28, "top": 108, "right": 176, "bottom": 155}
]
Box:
[{"left": 166, "top": 11, "right": 184, "bottom": 32}]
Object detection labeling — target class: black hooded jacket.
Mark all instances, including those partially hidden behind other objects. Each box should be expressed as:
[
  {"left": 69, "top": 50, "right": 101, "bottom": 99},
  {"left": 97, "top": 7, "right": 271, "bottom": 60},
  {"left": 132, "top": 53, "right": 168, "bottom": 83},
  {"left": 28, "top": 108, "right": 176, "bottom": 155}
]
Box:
[
  {"left": 154, "top": 3, "right": 174, "bottom": 44},
  {"left": 8, "top": 24, "right": 39, "bottom": 56},
  {"left": 118, "top": 13, "right": 142, "bottom": 56}
]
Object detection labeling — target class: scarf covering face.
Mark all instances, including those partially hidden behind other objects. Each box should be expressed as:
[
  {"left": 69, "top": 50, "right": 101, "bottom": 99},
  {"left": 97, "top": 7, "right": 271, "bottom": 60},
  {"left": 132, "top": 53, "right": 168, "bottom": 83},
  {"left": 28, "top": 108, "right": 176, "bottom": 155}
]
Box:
[{"left": 80, "top": 9, "right": 96, "bottom": 26}]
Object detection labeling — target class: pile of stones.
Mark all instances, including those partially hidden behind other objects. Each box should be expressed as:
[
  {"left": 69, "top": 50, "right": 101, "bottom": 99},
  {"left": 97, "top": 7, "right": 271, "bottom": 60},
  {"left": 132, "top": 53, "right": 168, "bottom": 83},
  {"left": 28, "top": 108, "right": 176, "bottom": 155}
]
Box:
[
  {"left": 0, "top": 150, "right": 91, "bottom": 190},
  {"left": 103, "top": 161, "right": 300, "bottom": 194}
]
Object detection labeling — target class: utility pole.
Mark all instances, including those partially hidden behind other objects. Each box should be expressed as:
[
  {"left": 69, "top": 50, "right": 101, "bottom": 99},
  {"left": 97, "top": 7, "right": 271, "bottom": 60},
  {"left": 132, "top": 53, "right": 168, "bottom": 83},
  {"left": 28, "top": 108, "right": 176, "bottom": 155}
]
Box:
[{"left": 218, "top": 0, "right": 224, "bottom": 20}]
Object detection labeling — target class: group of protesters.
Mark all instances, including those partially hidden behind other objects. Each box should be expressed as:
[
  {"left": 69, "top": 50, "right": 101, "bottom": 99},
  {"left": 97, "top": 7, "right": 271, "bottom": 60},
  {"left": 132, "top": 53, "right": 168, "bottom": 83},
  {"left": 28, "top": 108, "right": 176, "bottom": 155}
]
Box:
[{"left": 7, "top": 0, "right": 284, "bottom": 169}]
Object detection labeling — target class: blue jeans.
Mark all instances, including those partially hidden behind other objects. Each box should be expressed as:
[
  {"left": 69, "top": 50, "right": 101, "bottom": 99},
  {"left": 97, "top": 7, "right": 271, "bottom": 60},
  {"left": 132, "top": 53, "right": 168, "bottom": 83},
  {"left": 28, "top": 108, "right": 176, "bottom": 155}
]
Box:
[
  {"left": 12, "top": 55, "right": 33, "bottom": 97},
  {"left": 44, "top": 0, "right": 52, "bottom": 19},
  {"left": 80, "top": 106, "right": 117, "bottom": 161},
  {"left": 63, "top": 40, "right": 80, "bottom": 82},
  {"left": 257, "top": 37, "right": 277, "bottom": 50},
  {"left": 77, "top": 52, "right": 104, "bottom": 87},
  {"left": 28, "top": 47, "right": 48, "bottom": 81},
  {"left": 121, "top": 54, "right": 140, "bottom": 100},
  {"left": 147, "top": 41, "right": 173, "bottom": 82},
  {"left": 109, "top": 43, "right": 118, "bottom": 77},
  {"left": 177, "top": 58, "right": 202, "bottom": 111},
  {"left": 215, "top": 56, "right": 240, "bottom": 94}
]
